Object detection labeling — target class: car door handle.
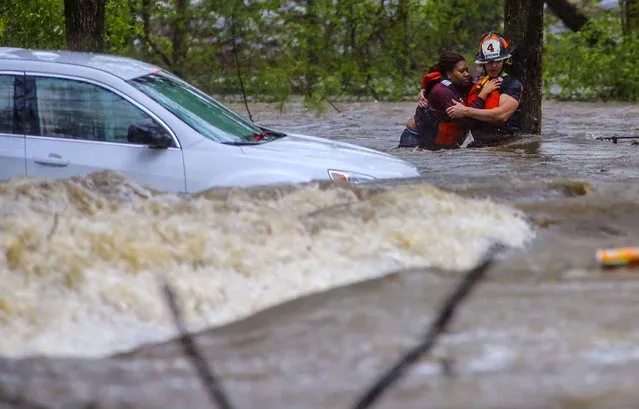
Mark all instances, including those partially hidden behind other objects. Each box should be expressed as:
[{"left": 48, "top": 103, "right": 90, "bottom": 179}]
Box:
[{"left": 33, "top": 154, "right": 70, "bottom": 167}]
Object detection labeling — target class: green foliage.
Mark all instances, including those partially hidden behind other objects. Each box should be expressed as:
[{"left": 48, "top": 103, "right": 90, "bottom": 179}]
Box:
[
  {"left": 1, "top": 0, "right": 501, "bottom": 105},
  {"left": 0, "top": 0, "right": 65, "bottom": 49},
  {"left": 427, "top": 0, "right": 505, "bottom": 52},
  {"left": 129, "top": 0, "right": 503, "bottom": 105},
  {"left": 105, "top": 0, "right": 141, "bottom": 54},
  {"left": 7, "top": 0, "right": 638, "bottom": 104},
  {"left": 219, "top": 0, "right": 503, "bottom": 104},
  {"left": 544, "top": 8, "right": 639, "bottom": 102}
]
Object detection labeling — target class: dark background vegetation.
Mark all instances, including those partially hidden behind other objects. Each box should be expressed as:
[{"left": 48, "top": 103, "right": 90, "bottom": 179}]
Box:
[{"left": 1, "top": 0, "right": 637, "bottom": 106}]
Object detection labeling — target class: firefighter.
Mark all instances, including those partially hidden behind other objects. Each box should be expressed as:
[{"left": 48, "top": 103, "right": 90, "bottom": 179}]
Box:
[{"left": 446, "top": 32, "right": 523, "bottom": 146}]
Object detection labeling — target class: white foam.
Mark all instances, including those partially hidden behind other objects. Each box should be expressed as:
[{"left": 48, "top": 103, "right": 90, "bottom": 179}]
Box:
[{"left": 0, "top": 172, "right": 533, "bottom": 357}]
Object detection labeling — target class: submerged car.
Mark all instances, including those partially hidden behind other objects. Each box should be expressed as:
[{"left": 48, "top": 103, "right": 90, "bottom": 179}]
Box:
[{"left": 0, "top": 47, "right": 420, "bottom": 193}]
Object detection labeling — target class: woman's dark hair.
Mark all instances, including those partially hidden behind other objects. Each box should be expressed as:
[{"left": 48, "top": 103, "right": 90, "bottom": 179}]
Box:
[
  {"left": 428, "top": 51, "right": 466, "bottom": 76},
  {"left": 423, "top": 51, "right": 465, "bottom": 95}
]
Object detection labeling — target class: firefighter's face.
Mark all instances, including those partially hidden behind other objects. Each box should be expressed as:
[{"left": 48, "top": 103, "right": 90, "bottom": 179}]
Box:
[
  {"left": 484, "top": 60, "right": 505, "bottom": 78},
  {"left": 447, "top": 60, "right": 471, "bottom": 87}
]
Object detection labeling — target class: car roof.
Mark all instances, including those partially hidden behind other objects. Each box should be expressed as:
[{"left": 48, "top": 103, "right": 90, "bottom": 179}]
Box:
[{"left": 0, "top": 47, "right": 160, "bottom": 80}]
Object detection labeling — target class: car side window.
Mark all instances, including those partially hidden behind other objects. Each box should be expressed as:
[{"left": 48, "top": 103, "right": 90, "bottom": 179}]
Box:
[
  {"left": 33, "top": 76, "right": 171, "bottom": 144},
  {"left": 0, "top": 75, "right": 16, "bottom": 134}
]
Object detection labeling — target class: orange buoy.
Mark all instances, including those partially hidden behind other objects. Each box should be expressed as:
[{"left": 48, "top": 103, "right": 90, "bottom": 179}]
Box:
[{"left": 596, "top": 247, "right": 639, "bottom": 268}]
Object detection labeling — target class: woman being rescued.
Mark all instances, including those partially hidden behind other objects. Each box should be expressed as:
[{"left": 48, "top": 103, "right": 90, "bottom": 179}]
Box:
[{"left": 398, "top": 51, "right": 499, "bottom": 150}]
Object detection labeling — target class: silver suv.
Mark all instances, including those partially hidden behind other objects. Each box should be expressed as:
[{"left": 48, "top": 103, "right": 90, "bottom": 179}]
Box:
[{"left": 0, "top": 48, "right": 420, "bottom": 193}]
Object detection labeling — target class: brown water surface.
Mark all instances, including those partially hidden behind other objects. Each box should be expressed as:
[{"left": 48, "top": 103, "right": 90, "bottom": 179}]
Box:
[{"left": 1, "top": 100, "right": 639, "bottom": 409}]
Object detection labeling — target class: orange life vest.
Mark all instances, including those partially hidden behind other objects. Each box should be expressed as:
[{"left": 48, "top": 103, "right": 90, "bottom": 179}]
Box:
[
  {"left": 435, "top": 119, "right": 467, "bottom": 147},
  {"left": 421, "top": 71, "right": 441, "bottom": 91},
  {"left": 467, "top": 75, "right": 503, "bottom": 110}
]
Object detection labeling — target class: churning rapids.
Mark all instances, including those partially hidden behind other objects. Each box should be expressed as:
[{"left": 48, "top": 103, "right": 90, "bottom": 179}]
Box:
[{"left": 1, "top": 100, "right": 639, "bottom": 409}]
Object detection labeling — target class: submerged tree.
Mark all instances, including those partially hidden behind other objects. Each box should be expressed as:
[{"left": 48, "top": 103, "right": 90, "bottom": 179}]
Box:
[{"left": 504, "top": 0, "right": 544, "bottom": 134}]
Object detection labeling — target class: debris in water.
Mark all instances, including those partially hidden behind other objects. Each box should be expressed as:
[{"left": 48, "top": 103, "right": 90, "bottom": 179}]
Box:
[
  {"left": 597, "top": 247, "right": 639, "bottom": 268},
  {"left": 351, "top": 244, "right": 502, "bottom": 409},
  {"left": 163, "top": 281, "right": 235, "bottom": 409}
]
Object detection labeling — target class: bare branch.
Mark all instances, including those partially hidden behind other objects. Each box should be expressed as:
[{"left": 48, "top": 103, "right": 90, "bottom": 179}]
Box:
[
  {"left": 230, "top": 10, "right": 253, "bottom": 122},
  {"left": 544, "top": 0, "right": 588, "bottom": 32},
  {"left": 141, "top": 0, "right": 172, "bottom": 68},
  {"left": 320, "top": 93, "right": 342, "bottom": 114},
  {"left": 146, "top": 37, "right": 173, "bottom": 68},
  {"left": 162, "top": 281, "right": 235, "bottom": 409},
  {"left": 352, "top": 244, "right": 504, "bottom": 409}
]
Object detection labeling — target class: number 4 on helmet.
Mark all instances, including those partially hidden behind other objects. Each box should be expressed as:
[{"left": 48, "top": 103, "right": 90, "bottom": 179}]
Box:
[{"left": 475, "top": 33, "right": 515, "bottom": 64}]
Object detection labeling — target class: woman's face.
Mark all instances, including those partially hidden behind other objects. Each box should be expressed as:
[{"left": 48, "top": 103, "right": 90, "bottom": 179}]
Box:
[
  {"left": 484, "top": 60, "right": 505, "bottom": 78},
  {"left": 447, "top": 60, "right": 471, "bottom": 88}
]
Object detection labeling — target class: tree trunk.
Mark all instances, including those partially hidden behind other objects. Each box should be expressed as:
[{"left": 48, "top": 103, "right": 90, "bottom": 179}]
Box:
[
  {"left": 64, "top": 0, "right": 106, "bottom": 52},
  {"left": 395, "top": 0, "right": 410, "bottom": 75},
  {"left": 504, "top": 0, "right": 544, "bottom": 134},
  {"left": 171, "top": 0, "right": 189, "bottom": 77},
  {"left": 303, "top": 0, "right": 319, "bottom": 96},
  {"left": 544, "top": 0, "right": 588, "bottom": 32},
  {"left": 621, "top": 0, "right": 639, "bottom": 34}
]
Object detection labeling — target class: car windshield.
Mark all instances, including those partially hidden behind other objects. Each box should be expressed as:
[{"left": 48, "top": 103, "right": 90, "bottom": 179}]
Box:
[{"left": 129, "top": 72, "right": 262, "bottom": 143}]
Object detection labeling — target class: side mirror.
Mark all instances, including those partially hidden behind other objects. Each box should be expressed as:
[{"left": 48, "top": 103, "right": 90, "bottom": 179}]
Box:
[{"left": 127, "top": 122, "right": 173, "bottom": 149}]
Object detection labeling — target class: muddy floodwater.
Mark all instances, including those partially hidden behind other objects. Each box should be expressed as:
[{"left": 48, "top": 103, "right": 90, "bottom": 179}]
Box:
[{"left": 1, "top": 100, "right": 639, "bottom": 409}]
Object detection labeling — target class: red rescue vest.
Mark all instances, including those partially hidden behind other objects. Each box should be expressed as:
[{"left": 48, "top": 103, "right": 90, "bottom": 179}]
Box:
[
  {"left": 467, "top": 75, "right": 503, "bottom": 110},
  {"left": 421, "top": 71, "right": 441, "bottom": 91},
  {"left": 435, "top": 120, "right": 467, "bottom": 146}
]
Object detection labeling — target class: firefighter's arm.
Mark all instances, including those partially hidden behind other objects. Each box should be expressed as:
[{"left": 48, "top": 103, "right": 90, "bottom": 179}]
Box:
[{"left": 446, "top": 94, "right": 519, "bottom": 124}]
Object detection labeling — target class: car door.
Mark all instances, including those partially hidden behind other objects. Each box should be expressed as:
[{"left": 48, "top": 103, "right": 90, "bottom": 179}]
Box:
[
  {"left": 25, "top": 75, "right": 186, "bottom": 193},
  {"left": 0, "top": 72, "right": 26, "bottom": 181}
]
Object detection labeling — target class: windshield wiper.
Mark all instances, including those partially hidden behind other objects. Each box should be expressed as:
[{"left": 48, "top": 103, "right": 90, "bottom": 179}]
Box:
[
  {"left": 221, "top": 130, "right": 283, "bottom": 145},
  {"left": 258, "top": 126, "right": 287, "bottom": 138},
  {"left": 220, "top": 141, "right": 262, "bottom": 146}
]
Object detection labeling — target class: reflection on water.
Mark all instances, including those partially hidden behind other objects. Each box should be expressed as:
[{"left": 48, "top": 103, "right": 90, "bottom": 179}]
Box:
[{"left": 1, "top": 100, "right": 639, "bottom": 408}]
